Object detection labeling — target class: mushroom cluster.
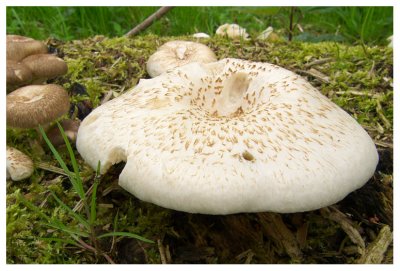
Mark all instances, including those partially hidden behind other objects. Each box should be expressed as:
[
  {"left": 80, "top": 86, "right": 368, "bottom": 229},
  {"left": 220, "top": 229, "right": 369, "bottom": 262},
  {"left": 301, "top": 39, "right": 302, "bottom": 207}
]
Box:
[
  {"left": 77, "top": 58, "right": 378, "bottom": 215},
  {"left": 6, "top": 35, "right": 73, "bottom": 182},
  {"left": 6, "top": 35, "right": 68, "bottom": 92}
]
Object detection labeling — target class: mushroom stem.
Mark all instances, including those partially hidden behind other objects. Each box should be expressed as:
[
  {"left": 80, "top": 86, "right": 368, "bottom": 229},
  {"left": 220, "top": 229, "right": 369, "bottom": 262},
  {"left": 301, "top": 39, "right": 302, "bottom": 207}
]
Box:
[
  {"left": 216, "top": 72, "right": 249, "bottom": 116},
  {"left": 257, "top": 212, "right": 303, "bottom": 262}
]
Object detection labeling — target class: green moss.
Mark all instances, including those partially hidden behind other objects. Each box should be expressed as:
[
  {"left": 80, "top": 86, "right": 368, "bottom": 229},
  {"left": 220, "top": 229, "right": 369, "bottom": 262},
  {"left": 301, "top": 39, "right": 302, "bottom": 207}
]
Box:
[{"left": 7, "top": 35, "right": 392, "bottom": 263}]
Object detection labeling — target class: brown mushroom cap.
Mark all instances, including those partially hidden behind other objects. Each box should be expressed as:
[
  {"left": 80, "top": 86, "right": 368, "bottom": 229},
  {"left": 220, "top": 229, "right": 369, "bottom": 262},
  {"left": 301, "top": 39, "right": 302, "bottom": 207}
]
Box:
[
  {"left": 22, "top": 54, "right": 68, "bottom": 82},
  {"left": 7, "top": 84, "right": 70, "bottom": 129},
  {"left": 47, "top": 119, "right": 81, "bottom": 146},
  {"left": 6, "top": 60, "right": 33, "bottom": 91},
  {"left": 6, "top": 35, "right": 48, "bottom": 61}
]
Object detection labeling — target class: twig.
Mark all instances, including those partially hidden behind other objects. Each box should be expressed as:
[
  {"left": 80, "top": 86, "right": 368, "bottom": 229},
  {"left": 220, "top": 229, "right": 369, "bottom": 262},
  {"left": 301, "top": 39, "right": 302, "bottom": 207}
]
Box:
[
  {"left": 165, "top": 244, "right": 172, "bottom": 263},
  {"left": 376, "top": 98, "right": 391, "bottom": 129},
  {"left": 374, "top": 141, "right": 393, "bottom": 149},
  {"left": 36, "top": 161, "right": 69, "bottom": 176},
  {"left": 157, "top": 239, "right": 168, "bottom": 264},
  {"left": 304, "top": 57, "right": 333, "bottom": 68},
  {"left": 335, "top": 90, "right": 375, "bottom": 97},
  {"left": 356, "top": 225, "right": 392, "bottom": 264},
  {"left": 125, "top": 7, "right": 174, "bottom": 37},
  {"left": 321, "top": 207, "right": 365, "bottom": 251},
  {"left": 296, "top": 68, "right": 330, "bottom": 83},
  {"left": 72, "top": 183, "right": 95, "bottom": 212}
]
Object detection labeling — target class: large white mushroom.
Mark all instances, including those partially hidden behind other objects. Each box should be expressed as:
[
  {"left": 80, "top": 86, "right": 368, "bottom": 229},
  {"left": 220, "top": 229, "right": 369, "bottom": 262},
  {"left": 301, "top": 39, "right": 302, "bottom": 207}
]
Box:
[
  {"left": 146, "top": 40, "right": 217, "bottom": 78},
  {"left": 77, "top": 58, "right": 378, "bottom": 215}
]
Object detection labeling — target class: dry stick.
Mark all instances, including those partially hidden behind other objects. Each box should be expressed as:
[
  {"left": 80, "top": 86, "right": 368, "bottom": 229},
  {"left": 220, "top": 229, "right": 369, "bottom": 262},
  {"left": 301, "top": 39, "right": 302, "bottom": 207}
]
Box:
[
  {"left": 376, "top": 98, "right": 391, "bottom": 129},
  {"left": 356, "top": 225, "right": 393, "bottom": 264},
  {"left": 304, "top": 57, "right": 333, "bottom": 68},
  {"left": 321, "top": 207, "right": 365, "bottom": 251},
  {"left": 296, "top": 69, "right": 330, "bottom": 84},
  {"left": 125, "top": 7, "right": 174, "bottom": 37},
  {"left": 157, "top": 239, "right": 168, "bottom": 264}
]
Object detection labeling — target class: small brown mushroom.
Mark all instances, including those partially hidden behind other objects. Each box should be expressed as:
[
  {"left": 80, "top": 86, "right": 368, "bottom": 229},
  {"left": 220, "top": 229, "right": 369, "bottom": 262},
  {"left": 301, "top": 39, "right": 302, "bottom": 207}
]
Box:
[
  {"left": 22, "top": 54, "right": 68, "bottom": 84},
  {"left": 6, "top": 146, "right": 34, "bottom": 181},
  {"left": 7, "top": 84, "right": 70, "bottom": 129},
  {"left": 46, "top": 119, "right": 81, "bottom": 147},
  {"left": 6, "top": 60, "right": 33, "bottom": 92},
  {"left": 6, "top": 34, "right": 48, "bottom": 61}
]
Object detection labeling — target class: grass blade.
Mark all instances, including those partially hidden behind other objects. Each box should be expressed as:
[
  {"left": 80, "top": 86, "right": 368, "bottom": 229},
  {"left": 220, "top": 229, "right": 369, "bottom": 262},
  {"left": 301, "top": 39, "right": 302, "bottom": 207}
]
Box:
[
  {"left": 45, "top": 221, "right": 89, "bottom": 238},
  {"left": 17, "top": 192, "right": 52, "bottom": 221},
  {"left": 49, "top": 191, "right": 90, "bottom": 229},
  {"left": 89, "top": 180, "right": 99, "bottom": 225},
  {"left": 90, "top": 161, "right": 101, "bottom": 225},
  {"left": 39, "top": 125, "right": 85, "bottom": 200},
  {"left": 39, "top": 237, "right": 81, "bottom": 247},
  {"left": 97, "top": 231, "right": 154, "bottom": 243},
  {"left": 39, "top": 125, "right": 71, "bottom": 176},
  {"left": 56, "top": 122, "right": 85, "bottom": 200},
  {"left": 18, "top": 190, "right": 89, "bottom": 238}
]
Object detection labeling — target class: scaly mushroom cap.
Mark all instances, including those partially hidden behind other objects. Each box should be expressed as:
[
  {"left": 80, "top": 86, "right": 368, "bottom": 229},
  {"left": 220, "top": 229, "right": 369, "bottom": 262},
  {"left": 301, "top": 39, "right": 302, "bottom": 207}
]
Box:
[
  {"left": 77, "top": 58, "right": 378, "bottom": 215},
  {"left": 22, "top": 54, "right": 68, "bottom": 82},
  {"left": 6, "top": 146, "right": 34, "bottom": 181},
  {"left": 6, "top": 35, "right": 48, "bottom": 61},
  {"left": 7, "top": 84, "right": 70, "bottom": 129},
  {"left": 216, "top": 24, "right": 250, "bottom": 40},
  {"left": 6, "top": 60, "right": 33, "bottom": 91},
  {"left": 146, "top": 40, "right": 217, "bottom": 77}
]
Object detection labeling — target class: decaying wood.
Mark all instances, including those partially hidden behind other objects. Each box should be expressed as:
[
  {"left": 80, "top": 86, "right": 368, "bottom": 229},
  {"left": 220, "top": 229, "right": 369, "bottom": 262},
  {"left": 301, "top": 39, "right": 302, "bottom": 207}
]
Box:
[
  {"left": 320, "top": 207, "right": 365, "bottom": 252},
  {"left": 356, "top": 225, "right": 392, "bottom": 264},
  {"left": 257, "top": 213, "right": 303, "bottom": 262},
  {"left": 125, "top": 7, "right": 174, "bottom": 37}
]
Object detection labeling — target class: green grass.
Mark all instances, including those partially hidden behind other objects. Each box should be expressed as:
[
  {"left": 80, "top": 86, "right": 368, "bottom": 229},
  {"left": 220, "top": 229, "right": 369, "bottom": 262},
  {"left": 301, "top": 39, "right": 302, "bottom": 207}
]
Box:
[
  {"left": 14, "top": 123, "right": 154, "bottom": 263},
  {"left": 6, "top": 6, "right": 393, "bottom": 45}
]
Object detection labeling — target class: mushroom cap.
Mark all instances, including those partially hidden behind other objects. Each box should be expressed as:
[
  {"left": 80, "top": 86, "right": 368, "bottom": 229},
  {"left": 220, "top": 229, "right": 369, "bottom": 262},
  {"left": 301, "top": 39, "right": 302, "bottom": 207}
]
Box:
[
  {"left": 192, "top": 33, "right": 211, "bottom": 39},
  {"left": 6, "top": 146, "right": 34, "bottom": 181},
  {"left": 47, "top": 119, "right": 81, "bottom": 147},
  {"left": 76, "top": 58, "right": 378, "bottom": 215},
  {"left": 216, "top": 24, "right": 250, "bottom": 40},
  {"left": 146, "top": 40, "right": 217, "bottom": 77},
  {"left": 6, "top": 35, "right": 48, "bottom": 61},
  {"left": 7, "top": 84, "right": 70, "bottom": 129},
  {"left": 22, "top": 54, "right": 68, "bottom": 82},
  {"left": 6, "top": 60, "right": 33, "bottom": 90}
]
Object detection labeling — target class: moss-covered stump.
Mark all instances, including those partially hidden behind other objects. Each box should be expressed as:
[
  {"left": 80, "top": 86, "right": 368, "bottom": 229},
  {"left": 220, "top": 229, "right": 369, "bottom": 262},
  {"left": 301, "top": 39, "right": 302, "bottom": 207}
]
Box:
[{"left": 6, "top": 35, "right": 393, "bottom": 264}]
